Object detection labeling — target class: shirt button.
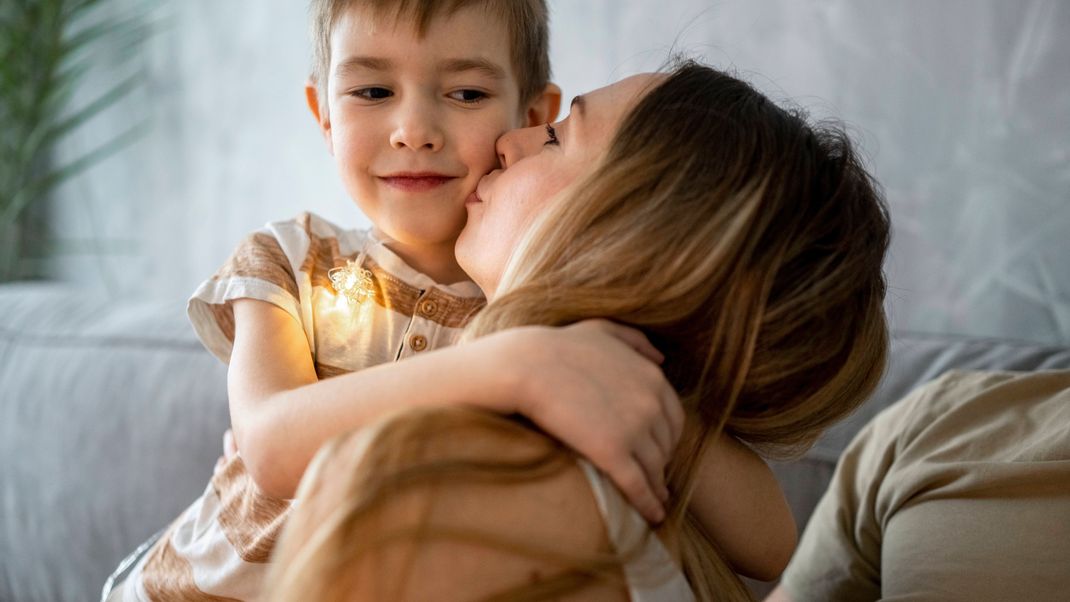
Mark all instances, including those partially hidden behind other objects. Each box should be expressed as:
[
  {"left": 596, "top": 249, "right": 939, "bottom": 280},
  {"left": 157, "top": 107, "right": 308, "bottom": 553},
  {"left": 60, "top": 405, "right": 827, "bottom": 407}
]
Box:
[
  {"left": 419, "top": 300, "right": 438, "bottom": 317},
  {"left": 409, "top": 334, "right": 428, "bottom": 352}
]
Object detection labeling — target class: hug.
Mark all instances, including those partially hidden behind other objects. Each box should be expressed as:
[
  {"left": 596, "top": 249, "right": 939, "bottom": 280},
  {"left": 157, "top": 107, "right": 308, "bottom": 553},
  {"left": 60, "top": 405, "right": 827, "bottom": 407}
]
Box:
[{"left": 2, "top": 1, "right": 1066, "bottom": 601}]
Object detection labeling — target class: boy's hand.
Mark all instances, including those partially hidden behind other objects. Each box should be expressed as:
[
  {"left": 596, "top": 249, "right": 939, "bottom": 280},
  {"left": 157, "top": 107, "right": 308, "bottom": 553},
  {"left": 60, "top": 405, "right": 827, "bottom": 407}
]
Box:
[
  {"left": 500, "top": 320, "right": 685, "bottom": 523},
  {"left": 212, "top": 428, "right": 239, "bottom": 475}
]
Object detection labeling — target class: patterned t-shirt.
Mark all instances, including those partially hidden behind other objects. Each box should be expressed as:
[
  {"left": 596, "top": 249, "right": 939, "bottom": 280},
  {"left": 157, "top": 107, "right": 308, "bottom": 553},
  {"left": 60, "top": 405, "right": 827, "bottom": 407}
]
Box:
[{"left": 122, "top": 212, "right": 485, "bottom": 601}]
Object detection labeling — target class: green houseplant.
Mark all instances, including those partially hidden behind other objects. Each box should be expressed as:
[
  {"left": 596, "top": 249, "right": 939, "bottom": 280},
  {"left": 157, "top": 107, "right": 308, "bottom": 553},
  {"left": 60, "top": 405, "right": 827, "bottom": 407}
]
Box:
[{"left": 0, "top": 0, "right": 152, "bottom": 281}]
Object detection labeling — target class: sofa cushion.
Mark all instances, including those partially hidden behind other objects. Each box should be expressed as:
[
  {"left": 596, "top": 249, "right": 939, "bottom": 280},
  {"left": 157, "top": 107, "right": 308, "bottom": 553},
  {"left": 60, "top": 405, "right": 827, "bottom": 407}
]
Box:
[{"left": 0, "top": 283, "right": 230, "bottom": 602}]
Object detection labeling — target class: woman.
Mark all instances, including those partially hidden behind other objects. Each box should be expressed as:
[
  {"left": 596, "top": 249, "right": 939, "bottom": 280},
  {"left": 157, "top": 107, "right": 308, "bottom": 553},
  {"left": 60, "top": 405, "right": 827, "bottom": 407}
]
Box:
[{"left": 266, "top": 61, "right": 890, "bottom": 600}]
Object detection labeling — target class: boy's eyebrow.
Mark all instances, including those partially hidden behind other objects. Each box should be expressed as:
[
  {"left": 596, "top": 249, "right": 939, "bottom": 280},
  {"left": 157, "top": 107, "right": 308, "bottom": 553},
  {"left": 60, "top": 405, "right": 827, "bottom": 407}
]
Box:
[
  {"left": 333, "top": 56, "right": 506, "bottom": 80},
  {"left": 335, "top": 56, "right": 392, "bottom": 77},
  {"left": 439, "top": 58, "right": 507, "bottom": 80}
]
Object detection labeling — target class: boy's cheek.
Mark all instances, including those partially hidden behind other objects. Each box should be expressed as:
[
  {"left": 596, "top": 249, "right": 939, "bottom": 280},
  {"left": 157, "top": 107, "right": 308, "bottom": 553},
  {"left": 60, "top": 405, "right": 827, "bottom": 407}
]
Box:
[
  {"left": 511, "top": 104, "right": 533, "bottom": 129},
  {"left": 456, "top": 131, "right": 504, "bottom": 173}
]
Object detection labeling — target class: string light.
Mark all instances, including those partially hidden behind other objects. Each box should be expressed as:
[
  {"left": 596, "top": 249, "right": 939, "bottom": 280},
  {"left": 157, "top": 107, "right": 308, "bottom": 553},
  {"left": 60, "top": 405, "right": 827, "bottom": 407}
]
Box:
[{"left": 328, "top": 242, "right": 375, "bottom": 305}]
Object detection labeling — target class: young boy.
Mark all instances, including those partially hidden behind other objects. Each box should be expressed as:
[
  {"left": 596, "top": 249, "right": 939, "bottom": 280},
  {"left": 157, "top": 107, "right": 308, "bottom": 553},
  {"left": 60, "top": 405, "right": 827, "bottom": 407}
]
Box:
[{"left": 107, "top": 2, "right": 794, "bottom": 600}]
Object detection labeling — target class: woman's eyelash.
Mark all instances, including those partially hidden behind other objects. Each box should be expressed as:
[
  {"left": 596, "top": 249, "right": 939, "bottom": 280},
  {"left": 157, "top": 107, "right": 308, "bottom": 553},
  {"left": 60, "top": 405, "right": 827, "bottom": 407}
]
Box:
[{"left": 544, "top": 123, "right": 559, "bottom": 146}]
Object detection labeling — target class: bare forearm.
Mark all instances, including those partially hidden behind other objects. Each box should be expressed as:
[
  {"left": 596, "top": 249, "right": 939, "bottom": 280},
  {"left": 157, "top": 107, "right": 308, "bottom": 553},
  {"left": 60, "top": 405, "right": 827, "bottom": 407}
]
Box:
[
  {"left": 230, "top": 298, "right": 682, "bottom": 522},
  {"left": 688, "top": 435, "right": 797, "bottom": 581},
  {"left": 241, "top": 336, "right": 522, "bottom": 498}
]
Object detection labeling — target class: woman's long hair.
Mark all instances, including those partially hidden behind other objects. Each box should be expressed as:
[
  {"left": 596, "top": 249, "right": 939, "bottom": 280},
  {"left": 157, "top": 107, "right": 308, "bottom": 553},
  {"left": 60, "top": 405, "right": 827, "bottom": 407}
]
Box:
[{"left": 268, "top": 61, "right": 890, "bottom": 601}]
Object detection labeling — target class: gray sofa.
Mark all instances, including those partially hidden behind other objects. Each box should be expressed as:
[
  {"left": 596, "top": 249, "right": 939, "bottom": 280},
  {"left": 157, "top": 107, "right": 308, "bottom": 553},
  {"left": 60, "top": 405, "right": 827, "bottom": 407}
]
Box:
[{"left": 3, "top": 282, "right": 1069, "bottom": 601}]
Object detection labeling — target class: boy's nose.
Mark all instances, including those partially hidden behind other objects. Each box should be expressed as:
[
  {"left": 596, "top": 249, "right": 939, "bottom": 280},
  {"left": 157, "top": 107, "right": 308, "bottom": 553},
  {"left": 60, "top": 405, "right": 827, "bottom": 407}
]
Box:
[
  {"left": 390, "top": 104, "right": 444, "bottom": 151},
  {"left": 495, "top": 125, "right": 540, "bottom": 169}
]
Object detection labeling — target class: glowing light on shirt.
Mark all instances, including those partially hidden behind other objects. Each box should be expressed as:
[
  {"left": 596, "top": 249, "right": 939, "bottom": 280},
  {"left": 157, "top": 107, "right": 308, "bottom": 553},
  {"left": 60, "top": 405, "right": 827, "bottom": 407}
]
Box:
[{"left": 328, "top": 260, "right": 375, "bottom": 305}]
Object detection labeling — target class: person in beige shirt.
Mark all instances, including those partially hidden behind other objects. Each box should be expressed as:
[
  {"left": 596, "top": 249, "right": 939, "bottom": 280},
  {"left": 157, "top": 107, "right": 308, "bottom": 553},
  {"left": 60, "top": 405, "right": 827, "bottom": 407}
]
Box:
[{"left": 769, "top": 369, "right": 1070, "bottom": 602}]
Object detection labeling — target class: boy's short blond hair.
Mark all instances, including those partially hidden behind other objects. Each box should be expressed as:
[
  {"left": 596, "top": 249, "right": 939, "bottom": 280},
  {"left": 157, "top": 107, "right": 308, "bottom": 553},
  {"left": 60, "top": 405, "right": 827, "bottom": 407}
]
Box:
[{"left": 309, "top": 0, "right": 550, "bottom": 110}]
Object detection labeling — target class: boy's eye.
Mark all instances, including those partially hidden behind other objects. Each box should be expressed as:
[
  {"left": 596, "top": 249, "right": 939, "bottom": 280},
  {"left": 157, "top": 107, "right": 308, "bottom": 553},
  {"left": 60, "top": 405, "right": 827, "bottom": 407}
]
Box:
[
  {"left": 544, "top": 123, "right": 559, "bottom": 146},
  {"left": 350, "top": 87, "right": 393, "bottom": 101},
  {"left": 448, "top": 89, "right": 489, "bottom": 104}
]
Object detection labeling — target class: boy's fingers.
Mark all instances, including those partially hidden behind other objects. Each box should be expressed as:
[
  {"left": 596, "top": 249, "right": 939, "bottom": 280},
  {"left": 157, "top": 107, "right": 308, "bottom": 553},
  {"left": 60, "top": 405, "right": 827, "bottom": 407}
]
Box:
[
  {"left": 223, "top": 428, "right": 238, "bottom": 459},
  {"left": 661, "top": 386, "right": 685, "bottom": 445},
  {"left": 595, "top": 320, "right": 664, "bottom": 364},
  {"left": 651, "top": 418, "right": 673, "bottom": 458},
  {"left": 616, "top": 459, "right": 666, "bottom": 524},
  {"left": 632, "top": 437, "right": 667, "bottom": 505}
]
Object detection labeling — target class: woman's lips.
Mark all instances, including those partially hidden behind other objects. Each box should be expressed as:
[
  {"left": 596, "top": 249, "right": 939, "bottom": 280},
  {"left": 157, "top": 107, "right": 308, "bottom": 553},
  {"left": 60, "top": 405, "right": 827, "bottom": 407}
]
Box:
[
  {"left": 465, "top": 191, "right": 483, "bottom": 205},
  {"left": 380, "top": 174, "right": 456, "bottom": 192}
]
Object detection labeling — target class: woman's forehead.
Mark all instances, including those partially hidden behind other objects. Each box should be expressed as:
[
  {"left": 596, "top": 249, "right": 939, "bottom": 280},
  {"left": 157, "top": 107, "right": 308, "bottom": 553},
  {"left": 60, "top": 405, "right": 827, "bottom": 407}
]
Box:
[
  {"left": 590, "top": 73, "right": 661, "bottom": 106},
  {"left": 571, "top": 73, "right": 662, "bottom": 137}
]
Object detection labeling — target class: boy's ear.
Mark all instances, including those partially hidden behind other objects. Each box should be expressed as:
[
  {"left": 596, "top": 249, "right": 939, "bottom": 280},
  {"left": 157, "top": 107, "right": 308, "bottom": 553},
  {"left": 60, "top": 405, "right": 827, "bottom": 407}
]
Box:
[
  {"left": 523, "top": 82, "right": 562, "bottom": 127},
  {"left": 304, "top": 80, "right": 334, "bottom": 155}
]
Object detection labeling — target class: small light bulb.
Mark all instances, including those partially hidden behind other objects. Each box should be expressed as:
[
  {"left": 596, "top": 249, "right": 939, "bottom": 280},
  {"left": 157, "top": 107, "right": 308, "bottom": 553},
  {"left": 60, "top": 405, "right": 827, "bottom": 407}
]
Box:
[{"left": 328, "top": 260, "right": 375, "bottom": 305}]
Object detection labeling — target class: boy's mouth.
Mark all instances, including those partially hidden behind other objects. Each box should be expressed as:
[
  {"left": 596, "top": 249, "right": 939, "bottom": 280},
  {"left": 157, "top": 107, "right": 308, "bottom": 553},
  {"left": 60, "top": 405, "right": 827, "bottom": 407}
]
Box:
[{"left": 380, "top": 173, "right": 457, "bottom": 193}]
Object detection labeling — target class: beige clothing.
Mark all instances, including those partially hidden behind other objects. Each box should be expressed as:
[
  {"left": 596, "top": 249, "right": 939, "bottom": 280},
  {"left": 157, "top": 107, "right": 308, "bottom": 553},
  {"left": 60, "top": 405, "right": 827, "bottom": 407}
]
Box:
[
  {"left": 578, "top": 461, "right": 696, "bottom": 601},
  {"left": 123, "top": 212, "right": 484, "bottom": 602},
  {"left": 780, "top": 369, "right": 1070, "bottom": 602}
]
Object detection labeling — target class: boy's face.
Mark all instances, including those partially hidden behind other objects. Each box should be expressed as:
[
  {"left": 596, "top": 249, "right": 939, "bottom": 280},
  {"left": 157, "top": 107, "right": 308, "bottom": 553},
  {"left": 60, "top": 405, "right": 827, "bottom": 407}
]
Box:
[{"left": 319, "top": 5, "right": 526, "bottom": 254}]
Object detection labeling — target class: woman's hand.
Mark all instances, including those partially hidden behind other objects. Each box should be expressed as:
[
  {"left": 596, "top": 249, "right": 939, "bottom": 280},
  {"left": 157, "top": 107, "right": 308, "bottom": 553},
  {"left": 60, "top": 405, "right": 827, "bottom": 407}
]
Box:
[{"left": 497, "top": 319, "right": 685, "bottom": 523}]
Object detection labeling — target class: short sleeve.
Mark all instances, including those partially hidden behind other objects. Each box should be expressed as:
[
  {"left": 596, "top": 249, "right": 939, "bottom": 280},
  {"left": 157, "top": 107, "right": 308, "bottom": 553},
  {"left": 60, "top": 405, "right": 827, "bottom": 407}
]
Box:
[
  {"left": 187, "top": 228, "right": 306, "bottom": 364},
  {"left": 778, "top": 380, "right": 937, "bottom": 602}
]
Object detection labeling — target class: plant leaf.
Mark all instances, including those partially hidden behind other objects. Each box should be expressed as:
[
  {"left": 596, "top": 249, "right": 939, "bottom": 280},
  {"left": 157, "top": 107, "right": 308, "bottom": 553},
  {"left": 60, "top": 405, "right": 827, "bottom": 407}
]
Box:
[
  {"left": 41, "top": 69, "right": 144, "bottom": 150},
  {"left": 63, "top": 13, "right": 147, "bottom": 58},
  {"left": 1, "top": 122, "right": 147, "bottom": 226}
]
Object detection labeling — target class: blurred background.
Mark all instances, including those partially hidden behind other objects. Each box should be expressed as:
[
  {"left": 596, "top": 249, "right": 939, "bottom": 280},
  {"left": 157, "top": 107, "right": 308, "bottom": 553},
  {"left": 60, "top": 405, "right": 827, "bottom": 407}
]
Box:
[{"left": 7, "top": 0, "right": 1070, "bottom": 341}]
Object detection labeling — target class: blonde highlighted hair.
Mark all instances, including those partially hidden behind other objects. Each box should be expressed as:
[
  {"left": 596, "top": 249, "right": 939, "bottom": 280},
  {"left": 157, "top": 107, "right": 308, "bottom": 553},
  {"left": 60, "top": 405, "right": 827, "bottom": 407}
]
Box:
[
  {"left": 270, "top": 61, "right": 890, "bottom": 600},
  {"left": 308, "top": 0, "right": 551, "bottom": 112}
]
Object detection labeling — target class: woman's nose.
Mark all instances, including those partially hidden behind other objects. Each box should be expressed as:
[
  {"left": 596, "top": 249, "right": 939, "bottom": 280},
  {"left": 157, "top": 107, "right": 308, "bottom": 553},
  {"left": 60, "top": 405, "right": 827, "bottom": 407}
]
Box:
[{"left": 496, "top": 125, "right": 542, "bottom": 169}]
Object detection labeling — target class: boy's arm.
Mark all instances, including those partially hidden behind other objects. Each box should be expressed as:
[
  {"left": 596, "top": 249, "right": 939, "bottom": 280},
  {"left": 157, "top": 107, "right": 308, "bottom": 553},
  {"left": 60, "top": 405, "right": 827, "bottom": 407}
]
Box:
[
  {"left": 689, "top": 435, "right": 797, "bottom": 581},
  {"left": 228, "top": 298, "right": 521, "bottom": 499},
  {"left": 229, "top": 299, "right": 682, "bottom": 521}
]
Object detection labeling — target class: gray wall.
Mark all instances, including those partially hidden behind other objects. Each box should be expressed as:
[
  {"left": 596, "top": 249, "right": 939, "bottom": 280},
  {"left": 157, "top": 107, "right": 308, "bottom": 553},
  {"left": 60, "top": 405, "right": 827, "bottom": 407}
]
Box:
[{"left": 49, "top": 0, "right": 1070, "bottom": 344}]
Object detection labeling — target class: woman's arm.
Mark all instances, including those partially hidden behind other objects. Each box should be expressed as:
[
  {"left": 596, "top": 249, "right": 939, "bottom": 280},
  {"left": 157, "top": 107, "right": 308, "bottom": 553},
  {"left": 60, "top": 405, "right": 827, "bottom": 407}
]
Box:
[
  {"left": 764, "top": 585, "right": 795, "bottom": 602},
  {"left": 689, "top": 435, "right": 797, "bottom": 581}
]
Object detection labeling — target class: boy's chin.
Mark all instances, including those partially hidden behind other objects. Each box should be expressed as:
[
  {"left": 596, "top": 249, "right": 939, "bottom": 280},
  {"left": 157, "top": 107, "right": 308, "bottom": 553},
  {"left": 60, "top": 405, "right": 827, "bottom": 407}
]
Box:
[{"left": 378, "top": 222, "right": 465, "bottom": 250}]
